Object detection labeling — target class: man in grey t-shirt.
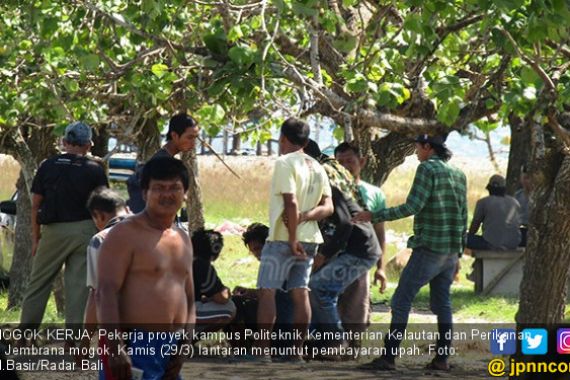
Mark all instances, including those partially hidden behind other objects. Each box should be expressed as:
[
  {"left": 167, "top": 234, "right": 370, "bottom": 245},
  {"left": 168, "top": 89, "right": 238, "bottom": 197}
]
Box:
[{"left": 467, "top": 175, "right": 522, "bottom": 250}]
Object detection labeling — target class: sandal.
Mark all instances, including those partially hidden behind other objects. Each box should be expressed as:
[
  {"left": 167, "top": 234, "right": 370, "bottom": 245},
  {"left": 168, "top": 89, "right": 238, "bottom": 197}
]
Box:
[{"left": 425, "top": 359, "right": 451, "bottom": 371}]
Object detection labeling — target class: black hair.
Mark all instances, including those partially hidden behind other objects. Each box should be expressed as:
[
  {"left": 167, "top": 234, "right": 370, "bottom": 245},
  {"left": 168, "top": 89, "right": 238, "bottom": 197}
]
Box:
[
  {"left": 487, "top": 185, "right": 506, "bottom": 196},
  {"left": 167, "top": 113, "right": 197, "bottom": 141},
  {"left": 281, "top": 117, "right": 310, "bottom": 147},
  {"left": 87, "top": 187, "right": 126, "bottom": 215},
  {"left": 242, "top": 223, "right": 269, "bottom": 246},
  {"left": 433, "top": 144, "right": 452, "bottom": 161},
  {"left": 334, "top": 141, "right": 361, "bottom": 157},
  {"left": 140, "top": 156, "right": 189, "bottom": 191},
  {"left": 192, "top": 229, "right": 224, "bottom": 261},
  {"left": 419, "top": 142, "right": 452, "bottom": 162}
]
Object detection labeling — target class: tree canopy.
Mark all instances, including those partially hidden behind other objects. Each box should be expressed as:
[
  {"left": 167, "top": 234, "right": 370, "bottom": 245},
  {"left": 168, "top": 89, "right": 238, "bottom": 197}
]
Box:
[{"left": 1, "top": 0, "right": 569, "bottom": 147}]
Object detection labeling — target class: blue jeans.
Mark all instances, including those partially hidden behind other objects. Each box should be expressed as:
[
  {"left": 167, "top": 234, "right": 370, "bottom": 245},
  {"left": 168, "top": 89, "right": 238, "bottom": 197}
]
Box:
[
  {"left": 309, "top": 254, "right": 377, "bottom": 336},
  {"left": 466, "top": 234, "right": 492, "bottom": 250},
  {"left": 385, "top": 247, "right": 458, "bottom": 361}
]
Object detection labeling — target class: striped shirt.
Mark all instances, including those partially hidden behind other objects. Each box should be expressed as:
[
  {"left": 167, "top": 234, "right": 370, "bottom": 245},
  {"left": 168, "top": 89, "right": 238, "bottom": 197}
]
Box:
[{"left": 374, "top": 156, "right": 467, "bottom": 254}]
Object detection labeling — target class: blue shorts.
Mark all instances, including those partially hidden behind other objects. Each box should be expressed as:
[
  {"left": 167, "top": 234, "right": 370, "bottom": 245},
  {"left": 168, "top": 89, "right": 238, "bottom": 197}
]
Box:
[
  {"left": 99, "top": 329, "right": 183, "bottom": 380},
  {"left": 256, "top": 241, "right": 317, "bottom": 290}
]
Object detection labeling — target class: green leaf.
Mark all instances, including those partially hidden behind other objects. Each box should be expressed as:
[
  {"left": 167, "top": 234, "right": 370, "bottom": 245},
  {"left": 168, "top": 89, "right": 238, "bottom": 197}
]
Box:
[
  {"left": 79, "top": 54, "right": 100, "bottom": 71},
  {"left": 333, "top": 32, "right": 358, "bottom": 54},
  {"left": 151, "top": 63, "right": 169, "bottom": 79},
  {"left": 271, "top": 0, "right": 288, "bottom": 12},
  {"left": 204, "top": 31, "right": 228, "bottom": 55},
  {"left": 228, "top": 46, "right": 254, "bottom": 68},
  {"left": 520, "top": 67, "right": 540, "bottom": 85},
  {"left": 291, "top": 1, "right": 318, "bottom": 17},
  {"left": 345, "top": 77, "right": 368, "bottom": 93},
  {"left": 228, "top": 25, "right": 243, "bottom": 43},
  {"left": 333, "top": 126, "right": 344, "bottom": 142},
  {"left": 437, "top": 97, "right": 462, "bottom": 127},
  {"left": 342, "top": 0, "right": 358, "bottom": 6},
  {"left": 197, "top": 104, "right": 226, "bottom": 131}
]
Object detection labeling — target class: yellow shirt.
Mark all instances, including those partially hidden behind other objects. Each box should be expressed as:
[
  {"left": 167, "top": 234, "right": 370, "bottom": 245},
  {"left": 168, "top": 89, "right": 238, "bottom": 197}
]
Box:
[{"left": 268, "top": 151, "right": 332, "bottom": 243}]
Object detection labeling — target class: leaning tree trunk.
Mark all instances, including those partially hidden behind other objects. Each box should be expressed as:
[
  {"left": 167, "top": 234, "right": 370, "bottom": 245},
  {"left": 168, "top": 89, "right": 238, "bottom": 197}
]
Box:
[
  {"left": 4, "top": 124, "right": 59, "bottom": 309},
  {"left": 506, "top": 113, "right": 531, "bottom": 195},
  {"left": 359, "top": 131, "right": 416, "bottom": 187},
  {"left": 135, "top": 116, "right": 161, "bottom": 161},
  {"left": 516, "top": 120, "right": 570, "bottom": 324},
  {"left": 7, "top": 173, "right": 33, "bottom": 309},
  {"left": 182, "top": 150, "right": 205, "bottom": 234}
]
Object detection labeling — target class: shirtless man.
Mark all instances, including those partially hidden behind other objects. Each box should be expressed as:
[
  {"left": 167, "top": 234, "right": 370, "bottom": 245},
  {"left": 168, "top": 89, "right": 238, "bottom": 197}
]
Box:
[{"left": 97, "top": 156, "right": 195, "bottom": 380}]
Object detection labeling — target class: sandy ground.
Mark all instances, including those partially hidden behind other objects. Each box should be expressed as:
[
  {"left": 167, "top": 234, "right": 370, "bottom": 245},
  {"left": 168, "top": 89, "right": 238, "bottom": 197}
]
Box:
[{"left": 15, "top": 355, "right": 495, "bottom": 380}]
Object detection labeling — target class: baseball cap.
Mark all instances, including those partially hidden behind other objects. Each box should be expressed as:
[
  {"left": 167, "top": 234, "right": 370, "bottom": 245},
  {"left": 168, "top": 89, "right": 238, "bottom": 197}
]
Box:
[
  {"left": 64, "top": 122, "right": 92, "bottom": 145},
  {"left": 414, "top": 134, "right": 447, "bottom": 146},
  {"left": 487, "top": 174, "right": 506, "bottom": 188}
]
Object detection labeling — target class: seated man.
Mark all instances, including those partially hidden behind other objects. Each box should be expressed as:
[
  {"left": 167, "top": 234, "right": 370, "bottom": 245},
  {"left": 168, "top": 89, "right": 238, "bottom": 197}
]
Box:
[
  {"left": 467, "top": 174, "right": 522, "bottom": 250},
  {"left": 226, "top": 223, "right": 293, "bottom": 350},
  {"left": 192, "top": 229, "right": 236, "bottom": 334}
]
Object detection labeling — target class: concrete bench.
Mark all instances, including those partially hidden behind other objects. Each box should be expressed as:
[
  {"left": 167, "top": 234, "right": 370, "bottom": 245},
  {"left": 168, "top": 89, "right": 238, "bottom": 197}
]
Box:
[{"left": 471, "top": 249, "right": 525, "bottom": 296}]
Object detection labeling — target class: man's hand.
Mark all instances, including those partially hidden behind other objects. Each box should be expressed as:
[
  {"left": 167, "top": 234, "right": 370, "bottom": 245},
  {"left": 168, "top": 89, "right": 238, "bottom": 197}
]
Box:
[
  {"left": 283, "top": 211, "right": 307, "bottom": 227},
  {"left": 351, "top": 211, "right": 372, "bottom": 223},
  {"left": 289, "top": 239, "right": 307, "bottom": 260},
  {"left": 454, "top": 260, "right": 462, "bottom": 282},
  {"left": 373, "top": 268, "right": 388, "bottom": 293},
  {"left": 163, "top": 352, "right": 185, "bottom": 380},
  {"left": 32, "top": 239, "right": 40, "bottom": 257},
  {"left": 108, "top": 343, "right": 132, "bottom": 380},
  {"left": 312, "top": 253, "right": 326, "bottom": 272}
]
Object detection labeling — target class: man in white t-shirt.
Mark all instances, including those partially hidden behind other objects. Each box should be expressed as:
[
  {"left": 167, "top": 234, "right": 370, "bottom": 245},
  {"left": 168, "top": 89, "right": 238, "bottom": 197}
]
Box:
[{"left": 255, "top": 118, "right": 333, "bottom": 362}]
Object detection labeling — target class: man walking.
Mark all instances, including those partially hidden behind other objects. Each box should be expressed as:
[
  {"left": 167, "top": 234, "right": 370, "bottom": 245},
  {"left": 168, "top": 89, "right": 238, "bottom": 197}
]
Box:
[
  {"left": 20, "top": 121, "right": 108, "bottom": 330},
  {"left": 357, "top": 134, "right": 467, "bottom": 371}
]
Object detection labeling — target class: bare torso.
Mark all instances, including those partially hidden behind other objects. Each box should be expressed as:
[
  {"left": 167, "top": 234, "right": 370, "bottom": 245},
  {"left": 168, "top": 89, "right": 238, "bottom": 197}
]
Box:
[{"left": 97, "top": 214, "right": 193, "bottom": 330}]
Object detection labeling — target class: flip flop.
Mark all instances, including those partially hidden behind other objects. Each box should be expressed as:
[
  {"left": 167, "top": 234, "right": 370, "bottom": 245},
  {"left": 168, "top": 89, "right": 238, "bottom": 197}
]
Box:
[{"left": 425, "top": 359, "right": 451, "bottom": 371}]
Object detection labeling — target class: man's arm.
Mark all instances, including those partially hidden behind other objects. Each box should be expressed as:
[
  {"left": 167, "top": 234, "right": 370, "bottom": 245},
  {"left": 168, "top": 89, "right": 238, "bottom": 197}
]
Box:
[
  {"left": 373, "top": 222, "right": 388, "bottom": 293},
  {"left": 163, "top": 244, "right": 195, "bottom": 380},
  {"left": 353, "top": 164, "right": 432, "bottom": 223},
  {"left": 31, "top": 193, "right": 43, "bottom": 256},
  {"left": 95, "top": 225, "right": 134, "bottom": 380},
  {"left": 283, "top": 193, "right": 306, "bottom": 257},
  {"left": 468, "top": 200, "right": 483, "bottom": 234},
  {"left": 300, "top": 195, "right": 333, "bottom": 222}
]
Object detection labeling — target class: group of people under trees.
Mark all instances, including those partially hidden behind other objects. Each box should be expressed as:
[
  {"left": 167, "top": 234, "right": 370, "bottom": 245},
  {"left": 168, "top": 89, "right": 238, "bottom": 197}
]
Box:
[{"left": 11, "top": 112, "right": 527, "bottom": 379}]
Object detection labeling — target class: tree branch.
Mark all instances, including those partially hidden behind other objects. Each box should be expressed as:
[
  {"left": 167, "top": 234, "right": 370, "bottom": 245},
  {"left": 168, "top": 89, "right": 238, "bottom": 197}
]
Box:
[{"left": 500, "top": 27, "right": 556, "bottom": 92}]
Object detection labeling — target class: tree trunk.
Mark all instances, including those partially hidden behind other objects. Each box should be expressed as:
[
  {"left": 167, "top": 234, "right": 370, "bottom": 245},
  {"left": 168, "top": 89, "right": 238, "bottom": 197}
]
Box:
[
  {"left": 7, "top": 173, "right": 33, "bottom": 309},
  {"left": 182, "top": 150, "right": 205, "bottom": 234},
  {"left": 360, "top": 132, "right": 415, "bottom": 187},
  {"left": 4, "top": 124, "right": 58, "bottom": 309},
  {"left": 223, "top": 129, "right": 229, "bottom": 155},
  {"left": 517, "top": 121, "right": 570, "bottom": 324},
  {"left": 231, "top": 132, "right": 241, "bottom": 154},
  {"left": 506, "top": 114, "right": 531, "bottom": 195},
  {"left": 135, "top": 116, "right": 161, "bottom": 161},
  {"left": 91, "top": 124, "right": 109, "bottom": 158}
]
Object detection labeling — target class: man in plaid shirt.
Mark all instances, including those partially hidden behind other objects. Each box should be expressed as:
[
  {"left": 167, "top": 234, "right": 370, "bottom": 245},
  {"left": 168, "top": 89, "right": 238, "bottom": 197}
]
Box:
[{"left": 357, "top": 134, "right": 467, "bottom": 371}]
